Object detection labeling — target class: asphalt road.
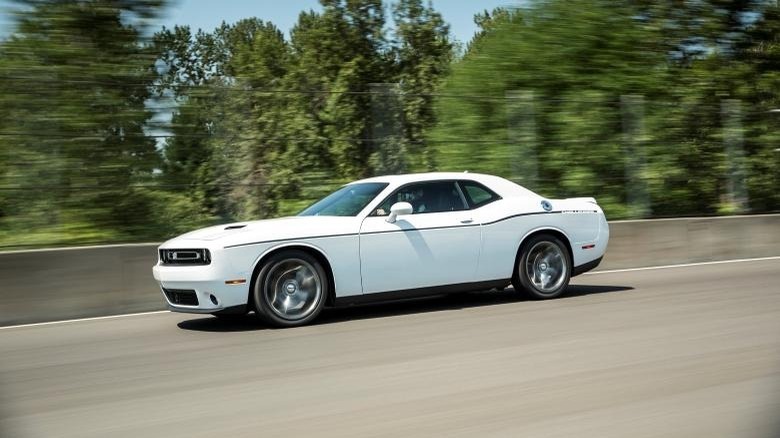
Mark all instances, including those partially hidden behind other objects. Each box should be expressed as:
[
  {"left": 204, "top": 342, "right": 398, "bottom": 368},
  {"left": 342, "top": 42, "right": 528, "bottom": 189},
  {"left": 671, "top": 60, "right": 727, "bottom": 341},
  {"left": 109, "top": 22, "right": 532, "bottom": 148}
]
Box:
[{"left": 1, "top": 259, "right": 779, "bottom": 438}]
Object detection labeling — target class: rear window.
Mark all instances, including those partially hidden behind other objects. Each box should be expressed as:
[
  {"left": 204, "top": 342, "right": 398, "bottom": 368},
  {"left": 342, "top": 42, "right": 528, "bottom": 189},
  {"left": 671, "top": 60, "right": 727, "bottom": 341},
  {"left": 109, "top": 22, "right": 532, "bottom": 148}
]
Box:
[{"left": 458, "top": 181, "right": 501, "bottom": 208}]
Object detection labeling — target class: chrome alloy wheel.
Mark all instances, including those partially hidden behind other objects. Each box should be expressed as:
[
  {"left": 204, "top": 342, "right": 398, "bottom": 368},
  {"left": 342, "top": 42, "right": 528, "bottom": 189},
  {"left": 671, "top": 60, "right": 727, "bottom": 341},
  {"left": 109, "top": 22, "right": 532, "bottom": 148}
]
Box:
[
  {"left": 262, "top": 258, "right": 322, "bottom": 321},
  {"left": 525, "top": 241, "right": 568, "bottom": 294}
]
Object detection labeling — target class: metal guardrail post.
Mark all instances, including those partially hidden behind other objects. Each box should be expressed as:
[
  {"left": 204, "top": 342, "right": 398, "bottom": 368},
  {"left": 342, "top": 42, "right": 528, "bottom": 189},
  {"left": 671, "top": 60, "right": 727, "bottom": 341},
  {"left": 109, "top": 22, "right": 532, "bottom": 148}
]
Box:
[
  {"left": 721, "top": 99, "right": 748, "bottom": 213},
  {"left": 621, "top": 94, "right": 651, "bottom": 218},
  {"left": 506, "top": 90, "right": 538, "bottom": 190},
  {"left": 369, "top": 83, "right": 406, "bottom": 175}
]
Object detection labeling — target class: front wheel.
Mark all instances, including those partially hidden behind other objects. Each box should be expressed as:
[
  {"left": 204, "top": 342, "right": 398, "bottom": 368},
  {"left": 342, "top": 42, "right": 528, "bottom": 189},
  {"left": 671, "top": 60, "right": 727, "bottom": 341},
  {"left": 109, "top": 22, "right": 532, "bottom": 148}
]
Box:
[
  {"left": 253, "top": 250, "right": 328, "bottom": 327},
  {"left": 513, "top": 234, "right": 571, "bottom": 299}
]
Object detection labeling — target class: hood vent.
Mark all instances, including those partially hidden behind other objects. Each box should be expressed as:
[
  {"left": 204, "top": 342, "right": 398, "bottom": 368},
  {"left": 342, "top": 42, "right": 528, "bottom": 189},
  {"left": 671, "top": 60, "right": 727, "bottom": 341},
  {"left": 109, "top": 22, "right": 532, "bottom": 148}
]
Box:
[{"left": 224, "top": 224, "right": 247, "bottom": 230}]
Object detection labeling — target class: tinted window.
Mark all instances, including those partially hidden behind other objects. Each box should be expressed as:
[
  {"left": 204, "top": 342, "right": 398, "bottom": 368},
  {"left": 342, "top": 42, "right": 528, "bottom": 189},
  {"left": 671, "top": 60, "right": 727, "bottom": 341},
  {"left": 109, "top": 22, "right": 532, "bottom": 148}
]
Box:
[
  {"left": 373, "top": 181, "right": 467, "bottom": 216},
  {"left": 299, "top": 183, "right": 388, "bottom": 217},
  {"left": 459, "top": 181, "right": 501, "bottom": 208}
]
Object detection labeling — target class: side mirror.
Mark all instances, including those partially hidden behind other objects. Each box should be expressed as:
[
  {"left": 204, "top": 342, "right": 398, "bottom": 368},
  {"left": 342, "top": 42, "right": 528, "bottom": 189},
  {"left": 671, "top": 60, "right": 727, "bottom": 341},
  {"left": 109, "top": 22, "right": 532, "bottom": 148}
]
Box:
[{"left": 386, "top": 202, "right": 413, "bottom": 223}]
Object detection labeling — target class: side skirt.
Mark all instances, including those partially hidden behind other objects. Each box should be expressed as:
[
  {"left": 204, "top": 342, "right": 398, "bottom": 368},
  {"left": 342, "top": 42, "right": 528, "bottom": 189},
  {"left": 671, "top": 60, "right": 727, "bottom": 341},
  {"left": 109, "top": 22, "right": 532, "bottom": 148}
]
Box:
[{"left": 334, "top": 279, "right": 510, "bottom": 307}]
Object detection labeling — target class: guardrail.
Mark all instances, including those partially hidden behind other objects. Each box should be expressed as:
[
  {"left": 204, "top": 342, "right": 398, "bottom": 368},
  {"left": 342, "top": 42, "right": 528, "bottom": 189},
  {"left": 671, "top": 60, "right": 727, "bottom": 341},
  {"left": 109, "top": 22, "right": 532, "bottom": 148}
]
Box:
[
  {"left": 1, "top": 214, "right": 778, "bottom": 326},
  {"left": 0, "top": 244, "right": 159, "bottom": 327},
  {"left": 606, "top": 214, "right": 780, "bottom": 269}
]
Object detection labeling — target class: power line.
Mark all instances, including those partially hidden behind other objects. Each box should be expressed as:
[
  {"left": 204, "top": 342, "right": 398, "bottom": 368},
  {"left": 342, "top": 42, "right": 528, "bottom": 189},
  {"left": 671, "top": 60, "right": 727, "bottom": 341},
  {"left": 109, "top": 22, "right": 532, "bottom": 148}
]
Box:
[
  {"left": 0, "top": 131, "right": 644, "bottom": 147},
  {"left": 0, "top": 75, "right": 691, "bottom": 102},
  {"left": 0, "top": 175, "right": 692, "bottom": 191}
]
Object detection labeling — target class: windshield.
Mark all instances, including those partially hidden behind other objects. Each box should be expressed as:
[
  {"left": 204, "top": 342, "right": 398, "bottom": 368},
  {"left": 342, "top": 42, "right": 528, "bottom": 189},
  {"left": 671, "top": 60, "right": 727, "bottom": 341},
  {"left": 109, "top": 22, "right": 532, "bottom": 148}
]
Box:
[{"left": 298, "top": 182, "right": 388, "bottom": 217}]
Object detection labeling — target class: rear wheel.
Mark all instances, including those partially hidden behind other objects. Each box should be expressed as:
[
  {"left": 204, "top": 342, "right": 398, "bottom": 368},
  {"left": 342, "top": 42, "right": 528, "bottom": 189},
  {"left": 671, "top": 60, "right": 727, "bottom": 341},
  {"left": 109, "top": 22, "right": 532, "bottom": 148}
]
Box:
[
  {"left": 513, "top": 234, "right": 571, "bottom": 299},
  {"left": 253, "top": 250, "right": 328, "bottom": 327}
]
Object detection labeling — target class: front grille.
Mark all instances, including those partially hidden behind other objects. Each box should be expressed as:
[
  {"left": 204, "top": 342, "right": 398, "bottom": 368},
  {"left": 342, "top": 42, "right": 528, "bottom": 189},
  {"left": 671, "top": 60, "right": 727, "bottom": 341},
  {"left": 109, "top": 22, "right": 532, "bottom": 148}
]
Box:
[
  {"left": 159, "top": 248, "right": 211, "bottom": 265},
  {"left": 163, "top": 288, "right": 199, "bottom": 306}
]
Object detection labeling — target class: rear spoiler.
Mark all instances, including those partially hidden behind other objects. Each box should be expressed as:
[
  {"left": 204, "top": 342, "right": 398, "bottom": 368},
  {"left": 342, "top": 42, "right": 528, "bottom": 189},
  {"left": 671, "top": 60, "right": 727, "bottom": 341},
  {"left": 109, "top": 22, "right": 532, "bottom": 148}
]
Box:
[{"left": 565, "top": 197, "right": 598, "bottom": 205}]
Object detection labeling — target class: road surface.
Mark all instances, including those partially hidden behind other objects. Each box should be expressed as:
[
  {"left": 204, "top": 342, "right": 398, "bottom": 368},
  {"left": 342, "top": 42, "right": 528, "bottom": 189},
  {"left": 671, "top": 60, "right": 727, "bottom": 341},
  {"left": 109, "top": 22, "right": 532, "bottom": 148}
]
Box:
[{"left": 1, "top": 259, "right": 779, "bottom": 437}]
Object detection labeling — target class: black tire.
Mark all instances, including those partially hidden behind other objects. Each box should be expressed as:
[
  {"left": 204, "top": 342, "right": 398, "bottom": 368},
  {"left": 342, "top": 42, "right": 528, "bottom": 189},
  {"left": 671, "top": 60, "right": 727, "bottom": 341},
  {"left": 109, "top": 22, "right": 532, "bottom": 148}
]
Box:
[
  {"left": 513, "top": 234, "right": 572, "bottom": 299},
  {"left": 253, "top": 250, "right": 328, "bottom": 327}
]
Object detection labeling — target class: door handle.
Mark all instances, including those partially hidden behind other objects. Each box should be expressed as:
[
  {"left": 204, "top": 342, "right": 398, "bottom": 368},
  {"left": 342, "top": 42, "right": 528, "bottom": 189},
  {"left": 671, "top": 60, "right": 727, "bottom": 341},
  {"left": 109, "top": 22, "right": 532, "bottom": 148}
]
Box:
[{"left": 460, "top": 218, "right": 474, "bottom": 224}]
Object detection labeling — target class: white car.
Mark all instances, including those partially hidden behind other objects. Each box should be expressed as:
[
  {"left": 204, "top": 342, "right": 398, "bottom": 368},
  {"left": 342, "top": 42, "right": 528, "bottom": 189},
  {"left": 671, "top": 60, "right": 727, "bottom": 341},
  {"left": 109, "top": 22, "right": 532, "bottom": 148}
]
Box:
[{"left": 153, "top": 172, "right": 608, "bottom": 327}]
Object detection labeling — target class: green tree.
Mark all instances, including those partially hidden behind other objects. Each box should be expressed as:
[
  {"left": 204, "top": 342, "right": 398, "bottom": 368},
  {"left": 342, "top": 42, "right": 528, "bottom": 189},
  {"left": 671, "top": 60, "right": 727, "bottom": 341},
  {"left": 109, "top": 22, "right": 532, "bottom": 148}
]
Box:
[
  {"left": 152, "top": 2, "right": 405, "bottom": 219},
  {"left": 0, "top": 0, "right": 168, "bottom": 246},
  {"left": 391, "top": 0, "right": 453, "bottom": 171},
  {"left": 430, "top": 1, "right": 663, "bottom": 217},
  {"left": 734, "top": 2, "right": 780, "bottom": 212},
  {"left": 210, "top": 20, "right": 292, "bottom": 219},
  {"left": 152, "top": 19, "right": 289, "bottom": 222},
  {"left": 431, "top": 0, "right": 779, "bottom": 218},
  {"left": 294, "top": 0, "right": 389, "bottom": 179}
]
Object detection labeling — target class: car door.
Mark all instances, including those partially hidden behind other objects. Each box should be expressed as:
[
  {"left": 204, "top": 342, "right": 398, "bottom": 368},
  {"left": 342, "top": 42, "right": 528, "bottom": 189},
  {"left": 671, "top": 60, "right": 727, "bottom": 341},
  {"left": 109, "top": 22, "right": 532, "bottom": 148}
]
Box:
[{"left": 359, "top": 180, "right": 482, "bottom": 294}]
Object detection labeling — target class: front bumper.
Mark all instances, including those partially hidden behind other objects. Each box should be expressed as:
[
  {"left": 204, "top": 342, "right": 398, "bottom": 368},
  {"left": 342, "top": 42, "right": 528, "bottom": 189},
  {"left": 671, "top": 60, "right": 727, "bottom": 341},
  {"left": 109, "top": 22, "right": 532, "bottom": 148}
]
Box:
[{"left": 152, "top": 263, "right": 251, "bottom": 314}]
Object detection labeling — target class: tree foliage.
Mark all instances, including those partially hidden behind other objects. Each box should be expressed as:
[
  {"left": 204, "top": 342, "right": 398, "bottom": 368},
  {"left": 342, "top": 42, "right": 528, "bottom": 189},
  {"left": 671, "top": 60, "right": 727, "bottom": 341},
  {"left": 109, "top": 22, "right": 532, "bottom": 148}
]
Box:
[
  {"left": 0, "top": 0, "right": 173, "bottom": 246},
  {"left": 151, "top": 0, "right": 453, "bottom": 221},
  {"left": 431, "top": 0, "right": 779, "bottom": 218},
  {"left": 0, "top": 0, "right": 777, "bottom": 248}
]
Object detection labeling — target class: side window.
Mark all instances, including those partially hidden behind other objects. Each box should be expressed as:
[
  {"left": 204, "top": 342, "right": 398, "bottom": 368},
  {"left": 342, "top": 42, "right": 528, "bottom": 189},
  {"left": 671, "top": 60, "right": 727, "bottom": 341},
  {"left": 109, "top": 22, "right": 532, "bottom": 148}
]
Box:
[
  {"left": 373, "top": 181, "right": 467, "bottom": 216},
  {"left": 459, "top": 181, "right": 501, "bottom": 209}
]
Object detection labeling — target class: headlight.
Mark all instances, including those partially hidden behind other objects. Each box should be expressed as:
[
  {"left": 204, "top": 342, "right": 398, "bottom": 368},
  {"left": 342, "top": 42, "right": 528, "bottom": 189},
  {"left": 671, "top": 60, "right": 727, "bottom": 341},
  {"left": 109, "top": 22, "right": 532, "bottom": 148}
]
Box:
[{"left": 159, "top": 248, "right": 211, "bottom": 265}]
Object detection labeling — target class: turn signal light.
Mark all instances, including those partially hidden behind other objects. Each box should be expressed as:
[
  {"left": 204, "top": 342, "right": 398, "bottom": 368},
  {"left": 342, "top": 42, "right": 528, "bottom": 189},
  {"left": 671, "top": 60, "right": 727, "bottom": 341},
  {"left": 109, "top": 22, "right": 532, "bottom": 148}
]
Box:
[{"left": 224, "top": 279, "right": 247, "bottom": 285}]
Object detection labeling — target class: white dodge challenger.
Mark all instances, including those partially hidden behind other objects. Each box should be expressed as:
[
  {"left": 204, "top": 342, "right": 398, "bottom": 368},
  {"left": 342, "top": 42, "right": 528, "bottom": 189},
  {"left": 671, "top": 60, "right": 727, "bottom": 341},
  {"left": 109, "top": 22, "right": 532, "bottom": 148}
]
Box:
[{"left": 153, "top": 172, "right": 609, "bottom": 327}]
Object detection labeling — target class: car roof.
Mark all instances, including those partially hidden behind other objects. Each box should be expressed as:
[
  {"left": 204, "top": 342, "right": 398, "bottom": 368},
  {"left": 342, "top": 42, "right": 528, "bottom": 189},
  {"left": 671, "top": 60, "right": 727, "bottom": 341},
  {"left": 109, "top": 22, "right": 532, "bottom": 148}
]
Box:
[{"left": 351, "top": 172, "right": 540, "bottom": 198}]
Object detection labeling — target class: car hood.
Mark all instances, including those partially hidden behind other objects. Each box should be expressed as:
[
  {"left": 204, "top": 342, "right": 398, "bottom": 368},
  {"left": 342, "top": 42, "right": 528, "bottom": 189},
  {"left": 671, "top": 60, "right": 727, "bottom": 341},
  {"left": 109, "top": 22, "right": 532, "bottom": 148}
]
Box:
[{"left": 164, "top": 216, "right": 361, "bottom": 248}]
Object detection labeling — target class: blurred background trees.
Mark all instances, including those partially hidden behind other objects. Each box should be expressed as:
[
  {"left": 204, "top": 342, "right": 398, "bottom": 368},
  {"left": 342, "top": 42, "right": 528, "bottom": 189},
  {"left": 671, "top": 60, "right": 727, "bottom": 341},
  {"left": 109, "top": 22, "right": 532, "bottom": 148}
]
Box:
[
  {"left": 0, "top": 0, "right": 778, "bottom": 248},
  {"left": 433, "top": 0, "right": 780, "bottom": 218},
  {"left": 0, "top": 0, "right": 168, "bottom": 245}
]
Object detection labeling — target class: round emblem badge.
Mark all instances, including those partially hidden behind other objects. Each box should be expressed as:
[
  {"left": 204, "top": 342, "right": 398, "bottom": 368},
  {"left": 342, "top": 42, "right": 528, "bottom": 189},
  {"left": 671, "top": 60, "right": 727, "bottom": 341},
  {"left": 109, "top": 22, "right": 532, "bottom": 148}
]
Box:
[{"left": 541, "top": 200, "right": 552, "bottom": 212}]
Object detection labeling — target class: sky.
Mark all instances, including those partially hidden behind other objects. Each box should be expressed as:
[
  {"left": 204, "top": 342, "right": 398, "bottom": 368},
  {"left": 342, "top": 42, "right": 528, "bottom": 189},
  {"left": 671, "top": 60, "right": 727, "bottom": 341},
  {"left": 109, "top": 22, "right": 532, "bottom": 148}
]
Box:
[
  {"left": 157, "top": 0, "right": 514, "bottom": 44},
  {"left": 0, "top": 0, "right": 516, "bottom": 45}
]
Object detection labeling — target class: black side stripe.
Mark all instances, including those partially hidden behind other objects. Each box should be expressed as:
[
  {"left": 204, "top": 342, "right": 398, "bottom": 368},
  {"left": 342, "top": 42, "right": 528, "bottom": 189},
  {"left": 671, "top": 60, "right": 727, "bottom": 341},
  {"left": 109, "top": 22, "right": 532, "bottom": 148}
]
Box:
[
  {"left": 361, "top": 222, "right": 481, "bottom": 235},
  {"left": 224, "top": 233, "right": 357, "bottom": 248},
  {"left": 481, "top": 210, "right": 559, "bottom": 225},
  {"left": 223, "top": 210, "right": 570, "bottom": 249}
]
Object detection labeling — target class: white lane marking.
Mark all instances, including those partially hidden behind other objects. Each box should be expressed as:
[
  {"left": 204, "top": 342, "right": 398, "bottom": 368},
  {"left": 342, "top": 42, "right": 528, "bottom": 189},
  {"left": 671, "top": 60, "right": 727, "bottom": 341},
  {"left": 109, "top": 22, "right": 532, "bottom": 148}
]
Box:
[
  {"left": 0, "top": 242, "right": 160, "bottom": 255},
  {"left": 585, "top": 255, "right": 780, "bottom": 275},
  {"left": 0, "top": 310, "right": 170, "bottom": 330},
  {"left": 1, "top": 256, "right": 778, "bottom": 330}
]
